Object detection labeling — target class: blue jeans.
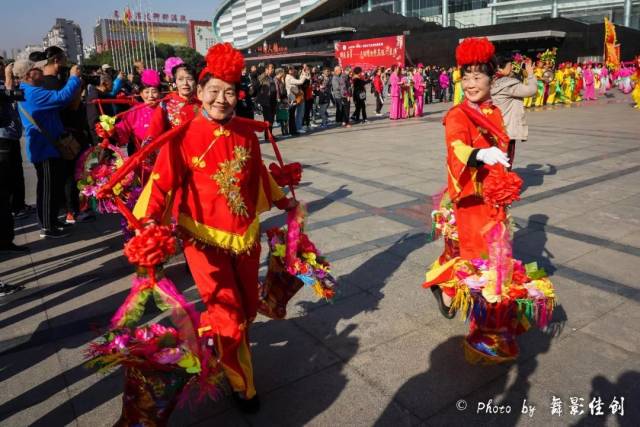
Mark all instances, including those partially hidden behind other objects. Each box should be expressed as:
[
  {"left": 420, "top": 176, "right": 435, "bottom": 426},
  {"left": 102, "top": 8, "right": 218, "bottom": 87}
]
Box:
[
  {"left": 295, "top": 102, "right": 305, "bottom": 130},
  {"left": 318, "top": 103, "right": 329, "bottom": 126}
]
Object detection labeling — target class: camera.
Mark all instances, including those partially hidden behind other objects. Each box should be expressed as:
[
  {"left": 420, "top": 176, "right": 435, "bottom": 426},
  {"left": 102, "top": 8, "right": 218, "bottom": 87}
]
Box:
[{"left": 0, "top": 88, "right": 25, "bottom": 102}]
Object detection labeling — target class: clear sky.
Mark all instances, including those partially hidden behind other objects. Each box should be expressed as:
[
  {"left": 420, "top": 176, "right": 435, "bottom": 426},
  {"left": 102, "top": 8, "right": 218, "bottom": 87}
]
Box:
[{"left": 0, "top": 0, "right": 221, "bottom": 54}]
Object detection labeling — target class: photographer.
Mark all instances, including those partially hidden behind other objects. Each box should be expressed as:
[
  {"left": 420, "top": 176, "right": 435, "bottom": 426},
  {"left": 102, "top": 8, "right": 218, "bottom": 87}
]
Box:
[
  {"left": 15, "top": 58, "right": 82, "bottom": 239},
  {"left": 40, "top": 46, "right": 92, "bottom": 224},
  {"left": 0, "top": 59, "right": 29, "bottom": 255}
]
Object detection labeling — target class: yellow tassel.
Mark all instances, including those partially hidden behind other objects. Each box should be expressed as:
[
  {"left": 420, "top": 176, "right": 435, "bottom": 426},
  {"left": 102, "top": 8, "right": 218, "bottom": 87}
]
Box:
[{"left": 450, "top": 284, "right": 472, "bottom": 320}]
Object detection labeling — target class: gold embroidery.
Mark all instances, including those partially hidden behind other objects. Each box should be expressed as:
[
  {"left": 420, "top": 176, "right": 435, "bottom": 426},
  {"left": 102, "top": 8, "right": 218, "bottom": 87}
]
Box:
[
  {"left": 191, "top": 127, "right": 229, "bottom": 170},
  {"left": 191, "top": 156, "right": 206, "bottom": 168},
  {"left": 212, "top": 146, "right": 251, "bottom": 217}
]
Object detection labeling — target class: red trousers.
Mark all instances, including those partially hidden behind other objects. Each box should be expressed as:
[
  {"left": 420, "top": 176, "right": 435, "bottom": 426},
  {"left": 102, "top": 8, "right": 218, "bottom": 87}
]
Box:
[{"left": 183, "top": 242, "right": 260, "bottom": 399}]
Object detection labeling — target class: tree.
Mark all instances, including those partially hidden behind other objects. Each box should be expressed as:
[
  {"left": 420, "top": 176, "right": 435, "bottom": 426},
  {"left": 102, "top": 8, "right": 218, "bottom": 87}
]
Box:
[
  {"left": 174, "top": 46, "right": 204, "bottom": 69},
  {"left": 84, "top": 50, "right": 113, "bottom": 67},
  {"left": 154, "top": 43, "right": 175, "bottom": 60}
]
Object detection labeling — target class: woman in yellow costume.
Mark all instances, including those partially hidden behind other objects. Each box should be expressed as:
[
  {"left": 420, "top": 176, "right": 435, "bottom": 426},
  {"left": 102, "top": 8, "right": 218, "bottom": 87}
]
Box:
[
  {"left": 562, "top": 64, "right": 574, "bottom": 105},
  {"left": 632, "top": 56, "right": 640, "bottom": 109},
  {"left": 452, "top": 66, "right": 464, "bottom": 105},
  {"left": 533, "top": 62, "right": 545, "bottom": 107}
]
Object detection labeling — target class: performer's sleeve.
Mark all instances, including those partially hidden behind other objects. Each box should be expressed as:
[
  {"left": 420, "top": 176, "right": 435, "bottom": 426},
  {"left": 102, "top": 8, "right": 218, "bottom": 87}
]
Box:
[
  {"left": 114, "top": 113, "right": 132, "bottom": 146},
  {"left": 145, "top": 104, "right": 166, "bottom": 141},
  {"left": 444, "top": 109, "right": 473, "bottom": 202},
  {"left": 133, "top": 136, "right": 185, "bottom": 222}
]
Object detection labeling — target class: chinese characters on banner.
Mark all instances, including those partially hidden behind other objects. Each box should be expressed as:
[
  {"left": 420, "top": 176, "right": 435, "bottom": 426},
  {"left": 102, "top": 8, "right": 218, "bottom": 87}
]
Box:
[
  {"left": 113, "top": 10, "right": 187, "bottom": 22},
  {"left": 335, "top": 35, "right": 405, "bottom": 71}
]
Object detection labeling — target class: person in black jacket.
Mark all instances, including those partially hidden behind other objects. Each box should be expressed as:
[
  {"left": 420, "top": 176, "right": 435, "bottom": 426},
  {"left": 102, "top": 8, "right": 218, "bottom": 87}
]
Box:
[
  {"left": 235, "top": 66, "right": 255, "bottom": 119},
  {"left": 256, "top": 64, "right": 277, "bottom": 139},
  {"left": 351, "top": 66, "right": 370, "bottom": 123}
]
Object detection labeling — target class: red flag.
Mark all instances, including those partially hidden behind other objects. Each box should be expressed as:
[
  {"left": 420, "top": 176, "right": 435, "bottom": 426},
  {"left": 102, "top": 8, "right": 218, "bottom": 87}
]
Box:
[
  {"left": 162, "top": 13, "right": 169, "bottom": 21},
  {"left": 180, "top": 15, "right": 186, "bottom": 22},
  {"left": 171, "top": 14, "right": 177, "bottom": 22}
]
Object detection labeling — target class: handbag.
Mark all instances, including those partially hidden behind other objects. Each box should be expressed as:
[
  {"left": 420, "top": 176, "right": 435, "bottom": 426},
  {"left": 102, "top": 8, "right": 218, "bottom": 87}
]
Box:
[{"left": 18, "top": 103, "right": 81, "bottom": 160}]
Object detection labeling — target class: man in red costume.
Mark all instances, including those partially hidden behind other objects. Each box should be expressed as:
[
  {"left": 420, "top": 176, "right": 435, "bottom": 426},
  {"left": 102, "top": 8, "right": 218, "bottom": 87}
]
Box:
[
  {"left": 424, "top": 37, "right": 511, "bottom": 317},
  {"left": 133, "top": 43, "right": 296, "bottom": 413}
]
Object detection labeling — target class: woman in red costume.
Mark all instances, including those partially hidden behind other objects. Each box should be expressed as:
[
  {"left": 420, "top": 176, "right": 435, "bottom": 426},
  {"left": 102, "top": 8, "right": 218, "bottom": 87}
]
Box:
[
  {"left": 424, "top": 38, "right": 511, "bottom": 317},
  {"left": 145, "top": 62, "right": 200, "bottom": 140},
  {"left": 133, "top": 43, "right": 297, "bottom": 413}
]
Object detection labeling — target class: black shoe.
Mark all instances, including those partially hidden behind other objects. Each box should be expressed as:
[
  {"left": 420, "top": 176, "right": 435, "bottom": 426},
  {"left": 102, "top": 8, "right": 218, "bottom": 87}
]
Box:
[
  {"left": 54, "top": 221, "right": 74, "bottom": 230},
  {"left": 0, "top": 243, "right": 30, "bottom": 253},
  {"left": 232, "top": 392, "right": 260, "bottom": 414},
  {"left": 39, "top": 228, "right": 71, "bottom": 239},
  {"left": 12, "top": 205, "right": 34, "bottom": 219},
  {"left": 431, "top": 286, "right": 456, "bottom": 319}
]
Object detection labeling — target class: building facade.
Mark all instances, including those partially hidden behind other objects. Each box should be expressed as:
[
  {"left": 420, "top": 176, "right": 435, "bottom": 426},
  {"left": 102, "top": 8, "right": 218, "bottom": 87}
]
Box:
[
  {"left": 43, "top": 18, "right": 84, "bottom": 64},
  {"left": 189, "top": 21, "right": 215, "bottom": 55},
  {"left": 94, "top": 18, "right": 190, "bottom": 54},
  {"left": 213, "top": 0, "right": 640, "bottom": 50}
]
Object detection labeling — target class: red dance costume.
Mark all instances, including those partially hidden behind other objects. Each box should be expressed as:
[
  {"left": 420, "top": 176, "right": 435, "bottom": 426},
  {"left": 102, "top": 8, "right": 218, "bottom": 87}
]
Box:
[
  {"left": 424, "top": 100, "right": 509, "bottom": 294},
  {"left": 146, "top": 91, "right": 200, "bottom": 141},
  {"left": 134, "top": 111, "right": 289, "bottom": 398}
]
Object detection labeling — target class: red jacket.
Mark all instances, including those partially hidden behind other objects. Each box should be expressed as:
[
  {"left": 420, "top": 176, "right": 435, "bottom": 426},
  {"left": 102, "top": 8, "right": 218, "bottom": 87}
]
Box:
[
  {"left": 145, "top": 92, "right": 200, "bottom": 141},
  {"left": 134, "top": 114, "right": 288, "bottom": 254},
  {"left": 373, "top": 75, "right": 383, "bottom": 94}
]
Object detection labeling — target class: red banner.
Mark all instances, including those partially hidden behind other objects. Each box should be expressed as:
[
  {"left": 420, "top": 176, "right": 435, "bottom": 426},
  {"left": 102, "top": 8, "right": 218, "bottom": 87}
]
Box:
[{"left": 335, "top": 35, "right": 405, "bottom": 71}]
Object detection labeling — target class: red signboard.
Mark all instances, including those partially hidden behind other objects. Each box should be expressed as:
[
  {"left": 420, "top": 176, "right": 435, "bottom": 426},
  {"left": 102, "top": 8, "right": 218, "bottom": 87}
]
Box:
[{"left": 335, "top": 35, "right": 405, "bottom": 70}]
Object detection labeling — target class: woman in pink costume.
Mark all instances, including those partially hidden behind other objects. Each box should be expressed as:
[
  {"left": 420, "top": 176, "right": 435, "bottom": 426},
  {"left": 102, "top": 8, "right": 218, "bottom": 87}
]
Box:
[
  {"left": 389, "top": 66, "right": 403, "bottom": 120},
  {"left": 582, "top": 64, "right": 597, "bottom": 100},
  {"left": 114, "top": 69, "right": 161, "bottom": 151},
  {"left": 413, "top": 64, "right": 426, "bottom": 116},
  {"left": 439, "top": 70, "right": 450, "bottom": 102},
  {"left": 600, "top": 65, "right": 610, "bottom": 95}
]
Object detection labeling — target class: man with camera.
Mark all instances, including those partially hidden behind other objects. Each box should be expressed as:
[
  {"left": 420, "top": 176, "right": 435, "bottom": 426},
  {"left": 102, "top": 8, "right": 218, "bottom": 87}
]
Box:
[
  {"left": 0, "top": 59, "right": 30, "bottom": 256},
  {"left": 14, "top": 58, "right": 82, "bottom": 239},
  {"left": 40, "top": 46, "right": 92, "bottom": 225}
]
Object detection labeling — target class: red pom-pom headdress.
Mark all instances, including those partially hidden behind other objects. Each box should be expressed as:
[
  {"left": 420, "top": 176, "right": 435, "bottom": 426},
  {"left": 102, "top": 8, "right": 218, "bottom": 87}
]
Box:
[
  {"left": 456, "top": 37, "right": 496, "bottom": 67},
  {"left": 202, "top": 42, "right": 244, "bottom": 84}
]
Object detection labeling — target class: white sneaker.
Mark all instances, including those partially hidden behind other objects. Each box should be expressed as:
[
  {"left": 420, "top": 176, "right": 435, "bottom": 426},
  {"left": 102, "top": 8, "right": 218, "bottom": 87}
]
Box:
[{"left": 297, "top": 128, "right": 306, "bottom": 134}]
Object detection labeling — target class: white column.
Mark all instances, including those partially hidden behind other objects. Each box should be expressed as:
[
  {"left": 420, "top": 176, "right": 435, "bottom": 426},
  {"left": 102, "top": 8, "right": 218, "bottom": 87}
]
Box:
[
  {"left": 368, "top": 0, "right": 372, "bottom": 12},
  {"left": 624, "top": 0, "right": 632, "bottom": 27},
  {"left": 551, "top": 0, "right": 558, "bottom": 18},
  {"left": 442, "top": 0, "right": 449, "bottom": 28},
  {"left": 401, "top": 0, "right": 407, "bottom": 16}
]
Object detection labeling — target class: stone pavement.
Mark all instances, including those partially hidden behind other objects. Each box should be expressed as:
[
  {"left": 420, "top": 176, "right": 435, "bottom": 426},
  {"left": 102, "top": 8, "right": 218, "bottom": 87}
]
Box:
[{"left": 1, "top": 93, "right": 639, "bottom": 427}]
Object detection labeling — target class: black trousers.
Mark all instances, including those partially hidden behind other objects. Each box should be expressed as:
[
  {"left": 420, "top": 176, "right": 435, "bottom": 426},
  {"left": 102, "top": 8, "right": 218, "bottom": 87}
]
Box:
[
  {"left": 425, "top": 86, "right": 433, "bottom": 104},
  {"left": 303, "top": 99, "right": 314, "bottom": 127},
  {"left": 34, "top": 158, "right": 63, "bottom": 231},
  {"left": 0, "top": 139, "right": 15, "bottom": 245},
  {"left": 375, "top": 92, "right": 383, "bottom": 114},
  {"left": 62, "top": 158, "right": 79, "bottom": 214},
  {"left": 353, "top": 97, "right": 367, "bottom": 122},
  {"left": 261, "top": 102, "right": 276, "bottom": 139},
  {"left": 5, "top": 139, "right": 26, "bottom": 212},
  {"left": 288, "top": 105, "right": 297, "bottom": 134},
  {"left": 336, "top": 98, "right": 350, "bottom": 124}
]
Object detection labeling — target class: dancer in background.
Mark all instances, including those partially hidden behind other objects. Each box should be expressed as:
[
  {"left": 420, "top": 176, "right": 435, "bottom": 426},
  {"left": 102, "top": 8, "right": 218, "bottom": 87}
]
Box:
[
  {"left": 413, "top": 64, "right": 426, "bottom": 116},
  {"left": 582, "top": 63, "right": 597, "bottom": 101},
  {"left": 114, "top": 69, "right": 162, "bottom": 153},
  {"left": 146, "top": 63, "right": 200, "bottom": 141},
  {"left": 389, "top": 65, "right": 402, "bottom": 120}
]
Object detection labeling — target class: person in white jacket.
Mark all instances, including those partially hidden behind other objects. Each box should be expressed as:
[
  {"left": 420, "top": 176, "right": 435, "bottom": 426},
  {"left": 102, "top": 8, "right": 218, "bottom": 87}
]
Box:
[
  {"left": 284, "top": 66, "right": 309, "bottom": 135},
  {"left": 491, "top": 56, "right": 537, "bottom": 169}
]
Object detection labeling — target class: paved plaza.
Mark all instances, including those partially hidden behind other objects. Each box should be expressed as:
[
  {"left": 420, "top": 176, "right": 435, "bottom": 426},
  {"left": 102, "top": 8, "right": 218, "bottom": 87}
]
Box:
[{"left": 1, "top": 94, "right": 639, "bottom": 426}]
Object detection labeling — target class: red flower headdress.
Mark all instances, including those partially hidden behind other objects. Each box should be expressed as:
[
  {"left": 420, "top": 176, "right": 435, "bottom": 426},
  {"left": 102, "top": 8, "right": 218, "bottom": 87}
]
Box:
[
  {"left": 456, "top": 37, "right": 495, "bottom": 67},
  {"left": 201, "top": 42, "right": 244, "bottom": 84}
]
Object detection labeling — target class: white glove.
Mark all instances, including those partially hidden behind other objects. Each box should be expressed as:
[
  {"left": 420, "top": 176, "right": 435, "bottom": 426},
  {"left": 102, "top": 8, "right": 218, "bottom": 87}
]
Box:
[{"left": 476, "top": 147, "right": 511, "bottom": 168}]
